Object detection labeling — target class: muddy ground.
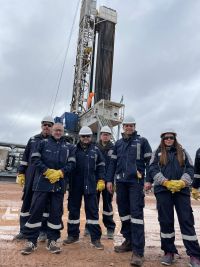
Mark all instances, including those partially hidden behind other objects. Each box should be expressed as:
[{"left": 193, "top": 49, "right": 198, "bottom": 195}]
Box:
[{"left": 0, "top": 182, "right": 199, "bottom": 267}]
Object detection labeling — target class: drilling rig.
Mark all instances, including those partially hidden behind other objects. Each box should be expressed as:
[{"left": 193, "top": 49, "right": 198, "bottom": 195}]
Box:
[
  {"left": 55, "top": 0, "right": 124, "bottom": 141},
  {"left": 0, "top": 0, "right": 125, "bottom": 179}
]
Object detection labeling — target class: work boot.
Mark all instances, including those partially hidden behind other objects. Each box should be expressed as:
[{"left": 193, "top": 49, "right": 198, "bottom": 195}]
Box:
[
  {"left": 13, "top": 232, "right": 25, "bottom": 241},
  {"left": 21, "top": 241, "right": 37, "bottom": 255},
  {"left": 114, "top": 239, "right": 132, "bottom": 253},
  {"left": 38, "top": 232, "right": 47, "bottom": 242},
  {"left": 91, "top": 239, "right": 104, "bottom": 250},
  {"left": 189, "top": 256, "right": 200, "bottom": 267},
  {"left": 161, "top": 253, "right": 175, "bottom": 266},
  {"left": 63, "top": 236, "right": 79, "bottom": 245},
  {"left": 46, "top": 240, "right": 61, "bottom": 254},
  {"left": 130, "top": 252, "right": 144, "bottom": 266},
  {"left": 107, "top": 229, "right": 114, "bottom": 240},
  {"left": 84, "top": 227, "right": 90, "bottom": 237}
]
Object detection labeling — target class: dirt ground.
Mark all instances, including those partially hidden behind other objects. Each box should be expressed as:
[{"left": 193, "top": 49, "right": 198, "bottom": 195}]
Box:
[{"left": 0, "top": 182, "right": 200, "bottom": 267}]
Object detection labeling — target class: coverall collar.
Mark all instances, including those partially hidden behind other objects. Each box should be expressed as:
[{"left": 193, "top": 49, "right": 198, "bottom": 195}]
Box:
[
  {"left": 122, "top": 131, "right": 138, "bottom": 141},
  {"left": 50, "top": 136, "right": 64, "bottom": 142},
  {"left": 98, "top": 140, "right": 113, "bottom": 151}
]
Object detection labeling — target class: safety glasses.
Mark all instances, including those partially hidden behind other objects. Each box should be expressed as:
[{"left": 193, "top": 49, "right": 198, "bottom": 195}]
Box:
[
  {"left": 42, "top": 123, "right": 53, "bottom": 127},
  {"left": 80, "top": 135, "right": 91, "bottom": 138},
  {"left": 163, "top": 136, "right": 175, "bottom": 141}
]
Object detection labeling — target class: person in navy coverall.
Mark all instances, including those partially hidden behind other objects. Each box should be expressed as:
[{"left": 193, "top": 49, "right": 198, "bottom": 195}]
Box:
[
  {"left": 20, "top": 123, "right": 76, "bottom": 255},
  {"left": 106, "top": 116, "right": 152, "bottom": 266},
  {"left": 84, "top": 126, "right": 116, "bottom": 239},
  {"left": 191, "top": 148, "right": 200, "bottom": 200},
  {"left": 63, "top": 126, "right": 105, "bottom": 250},
  {"left": 149, "top": 129, "right": 200, "bottom": 267},
  {"left": 14, "top": 116, "right": 54, "bottom": 241}
]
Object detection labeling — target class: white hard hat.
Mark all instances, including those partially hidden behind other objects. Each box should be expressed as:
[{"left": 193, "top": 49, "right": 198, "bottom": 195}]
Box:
[
  {"left": 41, "top": 115, "right": 54, "bottom": 124},
  {"left": 160, "top": 128, "right": 177, "bottom": 138},
  {"left": 122, "top": 116, "right": 136, "bottom": 125},
  {"left": 100, "top": 126, "right": 112, "bottom": 134},
  {"left": 79, "top": 126, "right": 93, "bottom": 135}
]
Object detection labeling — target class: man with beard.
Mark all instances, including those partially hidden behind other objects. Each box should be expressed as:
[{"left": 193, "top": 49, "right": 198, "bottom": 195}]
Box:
[
  {"left": 15, "top": 116, "right": 54, "bottom": 241},
  {"left": 106, "top": 116, "right": 152, "bottom": 266},
  {"left": 84, "top": 126, "right": 116, "bottom": 239},
  {"left": 63, "top": 126, "right": 105, "bottom": 249}
]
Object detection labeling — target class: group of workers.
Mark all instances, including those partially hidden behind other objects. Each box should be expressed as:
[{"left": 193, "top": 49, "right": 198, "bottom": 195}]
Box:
[{"left": 14, "top": 115, "right": 200, "bottom": 267}]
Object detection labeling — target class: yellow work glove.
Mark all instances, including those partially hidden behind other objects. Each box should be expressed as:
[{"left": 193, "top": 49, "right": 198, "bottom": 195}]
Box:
[
  {"left": 171, "top": 180, "right": 186, "bottom": 192},
  {"left": 163, "top": 180, "right": 178, "bottom": 193},
  {"left": 163, "top": 180, "right": 175, "bottom": 190},
  {"left": 113, "top": 183, "right": 116, "bottom": 193},
  {"left": 96, "top": 179, "right": 105, "bottom": 192},
  {"left": 16, "top": 174, "right": 25, "bottom": 186},
  {"left": 43, "top": 169, "right": 55, "bottom": 178},
  {"left": 48, "top": 170, "right": 64, "bottom": 184},
  {"left": 137, "top": 170, "right": 142, "bottom": 179},
  {"left": 163, "top": 180, "right": 186, "bottom": 193},
  {"left": 191, "top": 188, "right": 200, "bottom": 200}
]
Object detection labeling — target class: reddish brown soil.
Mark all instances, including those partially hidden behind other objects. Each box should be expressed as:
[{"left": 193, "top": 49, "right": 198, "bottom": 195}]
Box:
[{"left": 0, "top": 182, "right": 199, "bottom": 267}]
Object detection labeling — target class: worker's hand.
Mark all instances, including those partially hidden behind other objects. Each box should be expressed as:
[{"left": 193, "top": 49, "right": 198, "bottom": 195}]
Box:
[
  {"left": 162, "top": 180, "right": 177, "bottom": 193},
  {"left": 191, "top": 188, "right": 200, "bottom": 200},
  {"left": 55, "top": 170, "right": 64, "bottom": 179},
  {"left": 163, "top": 180, "right": 174, "bottom": 189},
  {"left": 48, "top": 170, "right": 64, "bottom": 184},
  {"left": 96, "top": 179, "right": 105, "bottom": 192},
  {"left": 172, "top": 180, "right": 186, "bottom": 192},
  {"left": 44, "top": 169, "right": 64, "bottom": 184},
  {"left": 137, "top": 170, "right": 142, "bottom": 179},
  {"left": 43, "top": 168, "right": 56, "bottom": 183},
  {"left": 43, "top": 168, "right": 55, "bottom": 178},
  {"left": 163, "top": 180, "right": 186, "bottom": 193},
  {"left": 16, "top": 174, "right": 25, "bottom": 186},
  {"left": 144, "top": 182, "right": 152, "bottom": 191},
  {"left": 107, "top": 182, "right": 113, "bottom": 194}
]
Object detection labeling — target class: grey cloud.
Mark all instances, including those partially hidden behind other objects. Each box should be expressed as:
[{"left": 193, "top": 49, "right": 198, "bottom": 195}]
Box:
[{"left": 0, "top": 0, "right": 200, "bottom": 159}]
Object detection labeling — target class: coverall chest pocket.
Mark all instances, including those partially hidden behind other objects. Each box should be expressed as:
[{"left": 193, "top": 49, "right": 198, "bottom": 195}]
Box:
[
  {"left": 42, "top": 149, "right": 54, "bottom": 165},
  {"left": 128, "top": 144, "right": 137, "bottom": 160},
  {"left": 125, "top": 144, "right": 138, "bottom": 178}
]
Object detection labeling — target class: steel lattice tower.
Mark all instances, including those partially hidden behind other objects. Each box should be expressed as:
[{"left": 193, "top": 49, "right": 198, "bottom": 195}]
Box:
[{"left": 70, "top": 0, "right": 96, "bottom": 114}]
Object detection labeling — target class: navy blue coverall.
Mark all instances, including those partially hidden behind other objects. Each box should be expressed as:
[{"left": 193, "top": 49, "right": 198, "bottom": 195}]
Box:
[
  {"left": 149, "top": 146, "right": 200, "bottom": 259},
  {"left": 22, "top": 136, "right": 76, "bottom": 244},
  {"left": 67, "top": 142, "right": 105, "bottom": 242},
  {"left": 86, "top": 141, "right": 116, "bottom": 233},
  {"left": 193, "top": 148, "right": 200, "bottom": 189},
  {"left": 106, "top": 131, "right": 152, "bottom": 257},
  {"left": 96, "top": 141, "right": 116, "bottom": 232},
  {"left": 18, "top": 134, "right": 49, "bottom": 233}
]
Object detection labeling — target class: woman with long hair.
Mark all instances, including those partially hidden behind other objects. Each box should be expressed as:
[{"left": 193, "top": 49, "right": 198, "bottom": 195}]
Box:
[{"left": 149, "top": 129, "right": 200, "bottom": 267}]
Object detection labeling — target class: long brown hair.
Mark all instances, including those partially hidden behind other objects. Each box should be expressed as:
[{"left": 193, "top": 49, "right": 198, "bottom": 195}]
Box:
[{"left": 159, "top": 137, "right": 185, "bottom": 166}]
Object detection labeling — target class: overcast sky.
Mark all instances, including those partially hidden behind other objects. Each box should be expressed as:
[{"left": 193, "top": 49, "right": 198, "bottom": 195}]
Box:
[{"left": 0, "top": 0, "right": 200, "bottom": 159}]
